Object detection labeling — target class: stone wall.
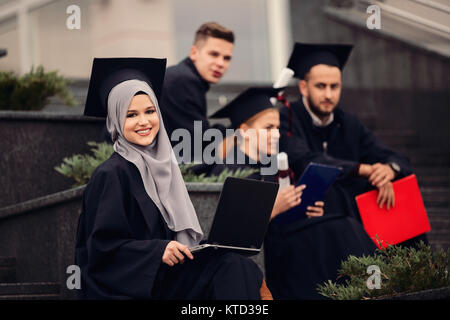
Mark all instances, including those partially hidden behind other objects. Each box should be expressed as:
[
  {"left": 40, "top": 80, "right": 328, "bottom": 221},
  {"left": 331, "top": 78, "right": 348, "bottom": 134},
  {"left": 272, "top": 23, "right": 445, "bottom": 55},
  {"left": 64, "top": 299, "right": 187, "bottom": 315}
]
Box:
[
  {"left": 0, "top": 183, "right": 266, "bottom": 299},
  {"left": 0, "top": 112, "right": 104, "bottom": 208}
]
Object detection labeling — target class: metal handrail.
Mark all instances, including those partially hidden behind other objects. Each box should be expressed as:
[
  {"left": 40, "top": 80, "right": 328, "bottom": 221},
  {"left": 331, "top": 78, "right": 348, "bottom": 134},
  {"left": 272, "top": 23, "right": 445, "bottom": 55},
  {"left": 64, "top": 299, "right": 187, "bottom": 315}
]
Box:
[
  {"left": 410, "top": 0, "right": 450, "bottom": 14},
  {"left": 373, "top": 0, "right": 450, "bottom": 35}
]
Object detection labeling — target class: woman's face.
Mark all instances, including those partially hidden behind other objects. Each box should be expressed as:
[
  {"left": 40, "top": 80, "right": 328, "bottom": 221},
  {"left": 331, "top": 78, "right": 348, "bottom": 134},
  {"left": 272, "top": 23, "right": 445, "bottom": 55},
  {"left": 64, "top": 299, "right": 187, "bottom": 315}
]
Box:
[
  {"left": 123, "top": 94, "right": 160, "bottom": 146},
  {"left": 241, "top": 109, "right": 280, "bottom": 156}
]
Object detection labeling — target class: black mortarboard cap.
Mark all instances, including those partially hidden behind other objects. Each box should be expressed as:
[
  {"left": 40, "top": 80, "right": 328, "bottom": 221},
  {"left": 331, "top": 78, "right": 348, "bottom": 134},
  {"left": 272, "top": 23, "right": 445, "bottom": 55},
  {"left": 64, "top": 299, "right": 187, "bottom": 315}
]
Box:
[
  {"left": 209, "top": 86, "right": 284, "bottom": 128},
  {"left": 84, "top": 57, "right": 166, "bottom": 117},
  {"left": 287, "top": 43, "right": 353, "bottom": 79}
]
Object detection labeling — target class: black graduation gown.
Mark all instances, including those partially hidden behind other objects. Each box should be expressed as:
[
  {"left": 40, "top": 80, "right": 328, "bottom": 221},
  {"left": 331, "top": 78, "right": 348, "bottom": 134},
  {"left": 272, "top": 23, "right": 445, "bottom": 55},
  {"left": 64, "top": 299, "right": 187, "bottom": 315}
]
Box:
[
  {"left": 160, "top": 58, "right": 210, "bottom": 142},
  {"left": 209, "top": 148, "right": 376, "bottom": 300},
  {"left": 75, "top": 152, "right": 263, "bottom": 300},
  {"left": 159, "top": 58, "right": 225, "bottom": 163},
  {"left": 279, "top": 99, "right": 428, "bottom": 248},
  {"left": 279, "top": 99, "right": 413, "bottom": 219}
]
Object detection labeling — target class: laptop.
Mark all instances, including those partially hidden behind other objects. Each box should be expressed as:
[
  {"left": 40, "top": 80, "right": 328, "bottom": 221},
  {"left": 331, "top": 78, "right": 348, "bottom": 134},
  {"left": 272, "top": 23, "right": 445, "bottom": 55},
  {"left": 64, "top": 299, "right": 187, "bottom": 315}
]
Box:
[{"left": 190, "top": 177, "right": 279, "bottom": 256}]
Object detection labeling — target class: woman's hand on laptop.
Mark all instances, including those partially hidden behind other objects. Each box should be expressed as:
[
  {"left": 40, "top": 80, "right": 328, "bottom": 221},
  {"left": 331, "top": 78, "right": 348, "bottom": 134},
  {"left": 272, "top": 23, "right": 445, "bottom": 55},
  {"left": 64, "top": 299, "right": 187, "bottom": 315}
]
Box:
[
  {"left": 270, "top": 184, "right": 306, "bottom": 220},
  {"left": 306, "top": 201, "right": 325, "bottom": 218},
  {"left": 162, "top": 241, "right": 194, "bottom": 266}
]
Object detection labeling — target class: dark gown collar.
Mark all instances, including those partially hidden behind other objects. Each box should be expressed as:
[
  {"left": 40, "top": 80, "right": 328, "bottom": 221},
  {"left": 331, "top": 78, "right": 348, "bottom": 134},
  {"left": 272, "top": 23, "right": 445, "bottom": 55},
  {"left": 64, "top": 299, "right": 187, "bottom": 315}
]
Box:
[{"left": 182, "top": 57, "right": 210, "bottom": 92}]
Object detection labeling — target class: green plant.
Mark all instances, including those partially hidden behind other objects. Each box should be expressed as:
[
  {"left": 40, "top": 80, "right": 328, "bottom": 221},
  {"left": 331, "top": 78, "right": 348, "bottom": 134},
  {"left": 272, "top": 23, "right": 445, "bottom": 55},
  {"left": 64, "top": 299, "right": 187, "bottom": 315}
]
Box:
[
  {"left": 0, "top": 65, "right": 76, "bottom": 110},
  {"left": 317, "top": 241, "right": 450, "bottom": 300},
  {"left": 55, "top": 142, "right": 114, "bottom": 186},
  {"left": 180, "top": 164, "right": 258, "bottom": 183},
  {"left": 55, "top": 142, "right": 259, "bottom": 186}
]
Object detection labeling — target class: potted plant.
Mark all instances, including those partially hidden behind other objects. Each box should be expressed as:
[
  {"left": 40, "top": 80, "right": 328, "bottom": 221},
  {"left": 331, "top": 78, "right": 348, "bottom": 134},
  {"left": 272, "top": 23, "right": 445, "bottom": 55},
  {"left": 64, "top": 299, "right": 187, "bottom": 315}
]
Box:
[
  {"left": 317, "top": 241, "right": 450, "bottom": 300},
  {"left": 0, "top": 65, "right": 76, "bottom": 111}
]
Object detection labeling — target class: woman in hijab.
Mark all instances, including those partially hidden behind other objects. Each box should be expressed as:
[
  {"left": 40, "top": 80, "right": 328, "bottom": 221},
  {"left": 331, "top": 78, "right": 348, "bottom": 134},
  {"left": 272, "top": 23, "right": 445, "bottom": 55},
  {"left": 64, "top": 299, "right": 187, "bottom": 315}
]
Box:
[
  {"left": 75, "top": 58, "right": 264, "bottom": 299},
  {"left": 209, "top": 87, "right": 376, "bottom": 300}
]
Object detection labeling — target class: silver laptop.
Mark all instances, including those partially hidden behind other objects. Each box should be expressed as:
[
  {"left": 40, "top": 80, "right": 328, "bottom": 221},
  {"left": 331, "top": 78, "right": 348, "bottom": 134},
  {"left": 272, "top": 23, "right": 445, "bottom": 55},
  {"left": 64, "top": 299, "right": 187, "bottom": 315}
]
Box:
[{"left": 190, "top": 177, "right": 279, "bottom": 256}]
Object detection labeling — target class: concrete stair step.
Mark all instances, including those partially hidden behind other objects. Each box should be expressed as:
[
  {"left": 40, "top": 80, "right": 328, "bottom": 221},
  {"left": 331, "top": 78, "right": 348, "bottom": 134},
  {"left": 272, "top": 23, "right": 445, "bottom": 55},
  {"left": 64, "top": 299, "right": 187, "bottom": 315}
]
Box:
[
  {"left": 429, "top": 219, "right": 450, "bottom": 231},
  {"left": 0, "top": 257, "right": 16, "bottom": 283},
  {"left": 416, "top": 168, "right": 450, "bottom": 187},
  {"left": 0, "top": 282, "right": 60, "bottom": 296},
  {"left": 415, "top": 166, "right": 450, "bottom": 174},
  {"left": 373, "top": 130, "right": 419, "bottom": 147},
  {"left": 422, "top": 188, "right": 450, "bottom": 207},
  {"left": 426, "top": 208, "right": 449, "bottom": 217},
  {"left": 427, "top": 229, "right": 450, "bottom": 242},
  {"left": 402, "top": 149, "right": 450, "bottom": 167},
  {"left": 418, "top": 178, "right": 450, "bottom": 188},
  {"left": 0, "top": 257, "right": 16, "bottom": 268},
  {"left": 0, "top": 293, "right": 60, "bottom": 300},
  {"left": 411, "top": 157, "right": 450, "bottom": 167}
]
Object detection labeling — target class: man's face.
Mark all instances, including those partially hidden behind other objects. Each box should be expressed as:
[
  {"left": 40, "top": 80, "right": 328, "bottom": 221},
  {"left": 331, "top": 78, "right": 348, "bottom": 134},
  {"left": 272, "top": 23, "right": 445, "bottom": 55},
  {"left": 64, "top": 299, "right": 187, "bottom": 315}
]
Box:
[
  {"left": 299, "top": 64, "right": 342, "bottom": 119},
  {"left": 189, "top": 37, "right": 234, "bottom": 84}
]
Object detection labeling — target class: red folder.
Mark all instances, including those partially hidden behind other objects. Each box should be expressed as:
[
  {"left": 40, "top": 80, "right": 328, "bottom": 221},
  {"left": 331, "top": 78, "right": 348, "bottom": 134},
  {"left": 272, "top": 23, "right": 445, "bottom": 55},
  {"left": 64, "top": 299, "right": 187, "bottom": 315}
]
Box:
[{"left": 356, "top": 174, "right": 431, "bottom": 248}]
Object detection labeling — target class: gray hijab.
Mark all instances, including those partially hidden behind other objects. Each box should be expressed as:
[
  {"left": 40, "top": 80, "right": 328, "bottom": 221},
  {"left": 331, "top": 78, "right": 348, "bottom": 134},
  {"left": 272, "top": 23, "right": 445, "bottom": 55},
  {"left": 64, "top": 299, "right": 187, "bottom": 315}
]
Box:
[{"left": 106, "top": 79, "right": 203, "bottom": 247}]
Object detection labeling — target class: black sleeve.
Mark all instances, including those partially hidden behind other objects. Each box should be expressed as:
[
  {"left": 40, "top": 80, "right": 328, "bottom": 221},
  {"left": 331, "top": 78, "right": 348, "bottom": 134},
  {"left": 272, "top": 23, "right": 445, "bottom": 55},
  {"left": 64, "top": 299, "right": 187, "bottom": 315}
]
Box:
[
  {"left": 358, "top": 123, "right": 413, "bottom": 178},
  {"left": 81, "top": 169, "right": 170, "bottom": 299},
  {"left": 161, "top": 75, "right": 210, "bottom": 135}
]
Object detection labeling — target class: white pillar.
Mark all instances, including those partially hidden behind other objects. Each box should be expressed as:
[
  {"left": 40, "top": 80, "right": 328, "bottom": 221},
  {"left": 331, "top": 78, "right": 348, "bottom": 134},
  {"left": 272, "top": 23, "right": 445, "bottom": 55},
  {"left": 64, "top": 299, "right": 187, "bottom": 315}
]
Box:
[
  {"left": 266, "top": 0, "right": 293, "bottom": 82},
  {"left": 18, "top": 0, "right": 32, "bottom": 75}
]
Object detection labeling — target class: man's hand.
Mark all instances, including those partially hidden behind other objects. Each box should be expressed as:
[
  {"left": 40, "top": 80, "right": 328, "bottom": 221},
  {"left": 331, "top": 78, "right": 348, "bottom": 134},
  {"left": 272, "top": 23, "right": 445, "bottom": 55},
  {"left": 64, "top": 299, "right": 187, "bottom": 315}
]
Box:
[
  {"left": 368, "top": 163, "right": 396, "bottom": 188},
  {"left": 270, "top": 184, "right": 306, "bottom": 220},
  {"left": 306, "top": 201, "right": 325, "bottom": 218},
  {"left": 358, "top": 164, "right": 373, "bottom": 178},
  {"left": 377, "top": 181, "right": 395, "bottom": 210},
  {"left": 162, "top": 241, "right": 193, "bottom": 267}
]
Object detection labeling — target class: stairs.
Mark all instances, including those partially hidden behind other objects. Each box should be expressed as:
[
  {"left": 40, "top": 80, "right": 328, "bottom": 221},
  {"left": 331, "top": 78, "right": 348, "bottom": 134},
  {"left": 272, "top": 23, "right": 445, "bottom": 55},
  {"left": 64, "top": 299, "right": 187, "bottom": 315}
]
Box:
[
  {"left": 324, "top": 0, "right": 450, "bottom": 58},
  {"left": 0, "top": 257, "right": 60, "bottom": 300},
  {"left": 380, "top": 138, "right": 450, "bottom": 251},
  {"left": 0, "top": 257, "right": 16, "bottom": 283}
]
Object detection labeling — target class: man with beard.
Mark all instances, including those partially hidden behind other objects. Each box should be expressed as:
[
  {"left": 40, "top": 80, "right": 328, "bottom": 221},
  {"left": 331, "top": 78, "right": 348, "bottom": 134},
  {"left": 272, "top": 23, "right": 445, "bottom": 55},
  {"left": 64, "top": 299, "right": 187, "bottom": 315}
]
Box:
[{"left": 279, "top": 43, "right": 427, "bottom": 247}]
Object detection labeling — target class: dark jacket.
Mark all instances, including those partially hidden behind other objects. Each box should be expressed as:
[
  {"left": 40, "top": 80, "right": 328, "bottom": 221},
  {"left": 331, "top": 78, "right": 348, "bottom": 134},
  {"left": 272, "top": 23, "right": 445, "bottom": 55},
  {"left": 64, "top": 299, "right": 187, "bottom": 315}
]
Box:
[
  {"left": 209, "top": 147, "right": 376, "bottom": 299},
  {"left": 75, "top": 153, "right": 172, "bottom": 299},
  {"left": 279, "top": 99, "right": 412, "bottom": 218},
  {"left": 75, "top": 152, "right": 263, "bottom": 299},
  {"left": 160, "top": 57, "right": 210, "bottom": 142}
]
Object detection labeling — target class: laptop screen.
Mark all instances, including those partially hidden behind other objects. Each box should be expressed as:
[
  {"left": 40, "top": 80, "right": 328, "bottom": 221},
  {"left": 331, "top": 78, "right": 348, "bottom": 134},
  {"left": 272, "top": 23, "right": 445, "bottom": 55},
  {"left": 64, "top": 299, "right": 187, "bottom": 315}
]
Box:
[{"left": 207, "top": 177, "right": 279, "bottom": 249}]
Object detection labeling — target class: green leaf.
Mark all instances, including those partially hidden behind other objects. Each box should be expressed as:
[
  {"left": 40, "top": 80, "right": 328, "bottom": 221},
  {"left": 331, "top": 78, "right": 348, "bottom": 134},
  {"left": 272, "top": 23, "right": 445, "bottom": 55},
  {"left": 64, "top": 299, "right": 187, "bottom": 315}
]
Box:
[{"left": 56, "top": 142, "right": 259, "bottom": 185}]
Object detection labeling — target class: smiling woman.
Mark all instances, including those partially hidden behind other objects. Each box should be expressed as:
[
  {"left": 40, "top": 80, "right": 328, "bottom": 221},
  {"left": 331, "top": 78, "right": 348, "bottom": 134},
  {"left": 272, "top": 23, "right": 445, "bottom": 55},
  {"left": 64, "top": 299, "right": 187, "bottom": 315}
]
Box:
[
  {"left": 75, "top": 57, "right": 265, "bottom": 300},
  {"left": 123, "top": 92, "right": 160, "bottom": 146}
]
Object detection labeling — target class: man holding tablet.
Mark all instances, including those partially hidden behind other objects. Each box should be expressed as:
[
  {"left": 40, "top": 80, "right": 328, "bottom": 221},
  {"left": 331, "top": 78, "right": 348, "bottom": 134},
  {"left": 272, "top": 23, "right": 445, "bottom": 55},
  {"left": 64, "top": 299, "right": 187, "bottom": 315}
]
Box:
[{"left": 280, "top": 43, "right": 416, "bottom": 229}]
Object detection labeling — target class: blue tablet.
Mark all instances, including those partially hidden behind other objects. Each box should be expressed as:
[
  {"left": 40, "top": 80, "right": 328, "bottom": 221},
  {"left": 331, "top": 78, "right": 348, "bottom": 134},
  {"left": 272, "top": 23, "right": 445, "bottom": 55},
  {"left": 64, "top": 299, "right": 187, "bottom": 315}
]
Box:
[{"left": 274, "top": 162, "right": 342, "bottom": 224}]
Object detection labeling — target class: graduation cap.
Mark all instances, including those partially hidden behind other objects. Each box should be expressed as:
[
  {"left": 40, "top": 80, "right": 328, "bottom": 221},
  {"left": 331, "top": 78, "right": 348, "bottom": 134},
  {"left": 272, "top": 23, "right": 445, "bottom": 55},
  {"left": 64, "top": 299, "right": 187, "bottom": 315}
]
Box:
[
  {"left": 287, "top": 43, "right": 353, "bottom": 79},
  {"left": 210, "top": 87, "right": 284, "bottom": 128},
  {"left": 84, "top": 57, "right": 166, "bottom": 117}
]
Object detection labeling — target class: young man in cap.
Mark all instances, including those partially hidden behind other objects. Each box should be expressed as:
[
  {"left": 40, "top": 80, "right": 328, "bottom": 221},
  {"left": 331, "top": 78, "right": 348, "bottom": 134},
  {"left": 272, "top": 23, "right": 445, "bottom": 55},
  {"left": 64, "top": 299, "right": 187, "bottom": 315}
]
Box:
[
  {"left": 160, "top": 22, "right": 234, "bottom": 163},
  {"left": 280, "top": 43, "right": 427, "bottom": 247}
]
